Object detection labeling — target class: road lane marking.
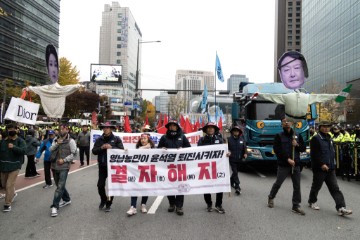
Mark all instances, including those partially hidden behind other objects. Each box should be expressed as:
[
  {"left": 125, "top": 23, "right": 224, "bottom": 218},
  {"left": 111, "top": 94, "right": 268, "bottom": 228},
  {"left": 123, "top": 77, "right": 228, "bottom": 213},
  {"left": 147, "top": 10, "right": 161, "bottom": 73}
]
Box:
[{"left": 147, "top": 196, "right": 164, "bottom": 214}]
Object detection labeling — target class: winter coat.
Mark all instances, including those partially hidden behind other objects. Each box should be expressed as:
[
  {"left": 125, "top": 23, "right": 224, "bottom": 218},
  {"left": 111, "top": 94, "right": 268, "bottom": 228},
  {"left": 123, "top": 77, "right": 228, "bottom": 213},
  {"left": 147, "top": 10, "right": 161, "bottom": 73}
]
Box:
[
  {"left": 0, "top": 137, "right": 26, "bottom": 172},
  {"left": 25, "top": 135, "right": 40, "bottom": 156}
]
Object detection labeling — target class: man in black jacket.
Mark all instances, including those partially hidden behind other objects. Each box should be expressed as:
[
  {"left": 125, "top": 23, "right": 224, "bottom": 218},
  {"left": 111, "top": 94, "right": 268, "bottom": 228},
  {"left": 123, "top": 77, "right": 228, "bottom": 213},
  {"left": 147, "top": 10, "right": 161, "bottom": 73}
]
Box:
[
  {"left": 198, "top": 122, "right": 225, "bottom": 214},
  {"left": 267, "top": 117, "right": 306, "bottom": 215},
  {"left": 92, "top": 122, "right": 124, "bottom": 212},
  {"left": 227, "top": 126, "right": 247, "bottom": 195},
  {"left": 157, "top": 119, "right": 191, "bottom": 216},
  {"left": 307, "top": 121, "right": 352, "bottom": 216}
]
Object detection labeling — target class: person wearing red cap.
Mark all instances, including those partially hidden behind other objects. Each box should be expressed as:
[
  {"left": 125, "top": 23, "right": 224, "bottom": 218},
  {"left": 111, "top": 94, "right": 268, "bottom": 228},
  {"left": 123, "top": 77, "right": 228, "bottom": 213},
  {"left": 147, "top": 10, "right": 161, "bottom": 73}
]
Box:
[
  {"left": 226, "top": 126, "right": 247, "bottom": 195},
  {"left": 157, "top": 119, "right": 191, "bottom": 216},
  {"left": 197, "top": 122, "right": 225, "bottom": 214}
]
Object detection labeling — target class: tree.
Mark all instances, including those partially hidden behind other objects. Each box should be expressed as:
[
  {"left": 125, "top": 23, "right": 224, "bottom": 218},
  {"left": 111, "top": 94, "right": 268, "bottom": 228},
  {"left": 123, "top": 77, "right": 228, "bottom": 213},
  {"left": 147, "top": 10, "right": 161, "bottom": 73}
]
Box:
[
  {"left": 168, "top": 94, "right": 186, "bottom": 120},
  {"left": 64, "top": 90, "right": 100, "bottom": 118},
  {"left": 58, "top": 57, "right": 80, "bottom": 85}
]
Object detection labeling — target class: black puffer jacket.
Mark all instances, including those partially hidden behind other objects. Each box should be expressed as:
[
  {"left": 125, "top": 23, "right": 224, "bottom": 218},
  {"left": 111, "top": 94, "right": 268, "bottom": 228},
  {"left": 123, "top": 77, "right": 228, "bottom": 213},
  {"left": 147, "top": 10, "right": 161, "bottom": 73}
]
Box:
[
  {"left": 227, "top": 135, "right": 246, "bottom": 162},
  {"left": 310, "top": 131, "right": 336, "bottom": 171},
  {"left": 92, "top": 132, "right": 124, "bottom": 166},
  {"left": 157, "top": 128, "right": 191, "bottom": 149},
  {"left": 197, "top": 134, "right": 223, "bottom": 146}
]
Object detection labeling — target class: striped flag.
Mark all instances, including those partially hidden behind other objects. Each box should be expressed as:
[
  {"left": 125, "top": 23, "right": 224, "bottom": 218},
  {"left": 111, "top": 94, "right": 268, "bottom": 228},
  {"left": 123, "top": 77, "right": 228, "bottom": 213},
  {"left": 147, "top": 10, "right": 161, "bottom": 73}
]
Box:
[
  {"left": 335, "top": 84, "right": 352, "bottom": 103},
  {"left": 215, "top": 52, "right": 224, "bottom": 82}
]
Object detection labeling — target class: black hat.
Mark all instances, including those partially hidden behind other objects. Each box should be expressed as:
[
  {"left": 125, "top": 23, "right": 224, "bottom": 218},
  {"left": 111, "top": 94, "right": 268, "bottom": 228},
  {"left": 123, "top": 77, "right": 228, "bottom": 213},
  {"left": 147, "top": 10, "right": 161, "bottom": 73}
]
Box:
[
  {"left": 165, "top": 119, "right": 180, "bottom": 129},
  {"left": 202, "top": 122, "right": 220, "bottom": 132},
  {"left": 99, "top": 122, "right": 116, "bottom": 130},
  {"left": 278, "top": 51, "right": 308, "bottom": 78},
  {"left": 230, "top": 125, "right": 243, "bottom": 133},
  {"left": 318, "top": 121, "right": 332, "bottom": 128}
]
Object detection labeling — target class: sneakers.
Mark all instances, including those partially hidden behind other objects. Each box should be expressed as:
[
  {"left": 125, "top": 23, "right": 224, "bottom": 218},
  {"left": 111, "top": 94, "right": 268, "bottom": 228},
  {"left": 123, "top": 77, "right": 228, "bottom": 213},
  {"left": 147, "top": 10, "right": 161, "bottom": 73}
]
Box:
[
  {"left": 215, "top": 206, "right": 225, "bottom": 214},
  {"left": 105, "top": 203, "right": 112, "bottom": 212},
  {"left": 267, "top": 197, "right": 274, "bottom": 208},
  {"left": 80, "top": 164, "right": 84, "bottom": 168},
  {"left": 59, "top": 200, "right": 71, "bottom": 208},
  {"left": 309, "top": 203, "right": 320, "bottom": 210},
  {"left": 235, "top": 188, "right": 241, "bottom": 195},
  {"left": 292, "top": 207, "right": 306, "bottom": 215},
  {"left": 12, "top": 193, "right": 18, "bottom": 203},
  {"left": 127, "top": 206, "right": 137, "bottom": 216},
  {"left": 3, "top": 205, "right": 11, "bottom": 212},
  {"left": 337, "top": 207, "right": 352, "bottom": 216},
  {"left": 168, "top": 205, "right": 175, "bottom": 212},
  {"left": 176, "top": 207, "right": 184, "bottom": 216},
  {"left": 99, "top": 201, "right": 106, "bottom": 210},
  {"left": 141, "top": 204, "right": 147, "bottom": 213},
  {"left": 206, "top": 204, "right": 213, "bottom": 212},
  {"left": 43, "top": 184, "right": 53, "bottom": 189},
  {"left": 51, "top": 207, "right": 58, "bottom": 217}
]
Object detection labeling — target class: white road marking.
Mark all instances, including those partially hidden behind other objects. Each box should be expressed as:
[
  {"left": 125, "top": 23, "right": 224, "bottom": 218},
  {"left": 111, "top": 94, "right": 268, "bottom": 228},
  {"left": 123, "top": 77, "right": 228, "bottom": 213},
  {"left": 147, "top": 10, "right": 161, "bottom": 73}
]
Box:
[{"left": 147, "top": 196, "right": 164, "bottom": 214}]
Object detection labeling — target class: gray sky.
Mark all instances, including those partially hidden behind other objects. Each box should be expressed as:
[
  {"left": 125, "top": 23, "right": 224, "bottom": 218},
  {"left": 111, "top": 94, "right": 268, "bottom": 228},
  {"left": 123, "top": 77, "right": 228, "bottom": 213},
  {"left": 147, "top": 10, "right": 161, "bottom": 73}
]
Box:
[{"left": 59, "top": 0, "right": 276, "bottom": 100}]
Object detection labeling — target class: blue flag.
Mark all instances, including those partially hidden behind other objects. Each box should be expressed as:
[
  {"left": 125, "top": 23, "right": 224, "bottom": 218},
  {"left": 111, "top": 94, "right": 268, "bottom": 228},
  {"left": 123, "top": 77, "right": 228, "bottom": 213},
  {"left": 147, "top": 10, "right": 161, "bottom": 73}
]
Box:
[
  {"left": 200, "top": 84, "right": 208, "bottom": 113},
  {"left": 216, "top": 53, "right": 224, "bottom": 82}
]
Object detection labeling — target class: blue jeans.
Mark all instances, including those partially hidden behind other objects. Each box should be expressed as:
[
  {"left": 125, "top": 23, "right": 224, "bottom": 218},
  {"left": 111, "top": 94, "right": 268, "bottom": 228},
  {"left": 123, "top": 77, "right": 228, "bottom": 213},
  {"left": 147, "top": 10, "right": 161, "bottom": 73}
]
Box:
[{"left": 51, "top": 169, "right": 71, "bottom": 209}]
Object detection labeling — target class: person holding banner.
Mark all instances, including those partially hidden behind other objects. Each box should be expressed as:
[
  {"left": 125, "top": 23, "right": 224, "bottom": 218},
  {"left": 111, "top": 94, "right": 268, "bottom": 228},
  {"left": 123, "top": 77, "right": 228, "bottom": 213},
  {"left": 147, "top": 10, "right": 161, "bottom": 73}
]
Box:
[
  {"left": 126, "top": 133, "right": 155, "bottom": 216},
  {"left": 0, "top": 123, "right": 26, "bottom": 212},
  {"left": 92, "top": 122, "right": 124, "bottom": 212},
  {"left": 157, "top": 119, "right": 191, "bottom": 216},
  {"left": 197, "top": 122, "right": 225, "bottom": 214}
]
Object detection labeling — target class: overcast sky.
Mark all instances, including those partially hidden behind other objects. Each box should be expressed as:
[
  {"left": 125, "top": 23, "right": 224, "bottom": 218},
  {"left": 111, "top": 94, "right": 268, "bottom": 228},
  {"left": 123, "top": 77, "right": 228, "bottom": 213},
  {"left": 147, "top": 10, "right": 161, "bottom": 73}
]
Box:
[{"left": 59, "top": 0, "right": 276, "bottom": 100}]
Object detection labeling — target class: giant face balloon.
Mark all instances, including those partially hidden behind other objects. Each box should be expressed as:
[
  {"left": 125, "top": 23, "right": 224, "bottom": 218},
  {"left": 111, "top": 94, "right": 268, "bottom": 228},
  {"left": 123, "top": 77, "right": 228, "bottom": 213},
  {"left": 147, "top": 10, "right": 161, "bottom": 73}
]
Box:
[
  {"left": 45, "top": 44, "right": 59, "bottom": 85},
  {"left": 278, "top": 51, "right": 308, "bottom": 90}
]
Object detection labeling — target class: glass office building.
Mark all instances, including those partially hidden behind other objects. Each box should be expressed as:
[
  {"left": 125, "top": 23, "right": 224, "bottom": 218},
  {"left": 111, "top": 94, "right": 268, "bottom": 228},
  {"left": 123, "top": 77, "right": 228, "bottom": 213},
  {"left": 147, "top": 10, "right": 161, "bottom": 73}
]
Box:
[
  {"left": 0, "top": 0, "right": 60, "bottom": 86},
  {"left": 302, "top": 1, "right": 360, "bottom": 92}
]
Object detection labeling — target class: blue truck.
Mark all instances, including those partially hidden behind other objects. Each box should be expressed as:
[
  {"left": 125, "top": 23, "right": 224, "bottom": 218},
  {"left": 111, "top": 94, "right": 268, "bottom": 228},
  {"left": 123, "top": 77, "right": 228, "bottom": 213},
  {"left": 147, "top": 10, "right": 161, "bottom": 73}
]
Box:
[{"left": 232, "top": 82, "right": 311, "bottom": 170}]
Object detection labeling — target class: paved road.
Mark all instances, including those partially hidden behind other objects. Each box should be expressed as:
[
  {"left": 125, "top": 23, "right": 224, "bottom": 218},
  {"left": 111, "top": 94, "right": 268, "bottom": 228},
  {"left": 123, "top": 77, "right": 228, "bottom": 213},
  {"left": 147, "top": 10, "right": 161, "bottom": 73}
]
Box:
[{"left": 1, "top": 161, "right": 359, "bottom": 240}]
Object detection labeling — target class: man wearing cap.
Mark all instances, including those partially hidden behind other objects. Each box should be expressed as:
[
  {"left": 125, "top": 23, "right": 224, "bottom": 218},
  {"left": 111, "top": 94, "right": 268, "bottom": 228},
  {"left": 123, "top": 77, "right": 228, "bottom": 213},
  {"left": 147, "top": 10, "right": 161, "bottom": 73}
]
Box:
[
  {"left": 198, "top": 122, "right": 226, "bottom": 213},
  {"left": 92, "top": 122, "right": 124, "bottom": 212},
  {"left": 157, "top": 119, "right": 191, "bottom": 216},
  {"left": 77, "top": 124, "right": 90, "bottom": 167},
  {"left": 0, "top": 123, "right": 26, "bottom": 212},
  {"left": 308, "top": 121, "right": 352, "bottom": 216},
  {"left": 267, "top": 117, "right": 306, "bottom": 215},
  {"left": 226, "top": 126, "right": 247, "bottom": 195},
  {"left": 36, "top": 129, "right": 56, "bottom": 188}
]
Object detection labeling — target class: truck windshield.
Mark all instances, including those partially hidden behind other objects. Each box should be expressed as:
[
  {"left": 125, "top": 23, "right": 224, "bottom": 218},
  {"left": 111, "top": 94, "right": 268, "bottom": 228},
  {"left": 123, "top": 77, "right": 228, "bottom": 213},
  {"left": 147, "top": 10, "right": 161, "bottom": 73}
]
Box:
[{"left": 247, "top": 102, "right": 285, "bottom": 120}]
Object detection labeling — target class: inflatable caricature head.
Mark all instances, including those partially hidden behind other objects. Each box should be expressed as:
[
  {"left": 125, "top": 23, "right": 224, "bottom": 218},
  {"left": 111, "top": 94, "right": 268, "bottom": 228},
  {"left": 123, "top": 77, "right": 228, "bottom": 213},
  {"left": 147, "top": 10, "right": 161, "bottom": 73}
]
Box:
[
  {"left": 45, "top": 44, "right": 59, "bottom": 84},
  {"left": 277, "top": 51, "right": 308, "bottom": 90}
]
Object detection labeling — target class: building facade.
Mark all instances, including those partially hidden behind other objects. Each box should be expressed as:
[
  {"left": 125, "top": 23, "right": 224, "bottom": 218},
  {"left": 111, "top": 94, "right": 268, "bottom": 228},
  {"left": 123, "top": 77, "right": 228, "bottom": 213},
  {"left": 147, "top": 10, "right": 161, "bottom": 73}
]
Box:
[
  {"left": 97, "top": 2, "right": 141, "bottom": 118},
  {"left": 227, "top": 74, "right": 249, "bottom": 94},
  {"left": 0, "top": 0, "right": 60, "bottom": 87},
  {"left": 274, "top": 0, "right": 302, "bottom": 82}
]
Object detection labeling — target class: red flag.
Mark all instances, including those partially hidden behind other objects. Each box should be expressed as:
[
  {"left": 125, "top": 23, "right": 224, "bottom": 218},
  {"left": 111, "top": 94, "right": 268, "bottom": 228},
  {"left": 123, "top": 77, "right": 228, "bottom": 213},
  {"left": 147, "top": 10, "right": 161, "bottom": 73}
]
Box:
[
  {"left": 184, "top": 118, "right": 192, "bottom": 133},
  {"left": 157, "top": 126, "right": 167, "bottom": 134},
  {"left": 143, "top": 116, "right": 149, "bottom": 128},
  {"left": 195, "top": 119, "right": 200, "bottom": 131},
  {"left": 180, "top": 115, "right": 186, "bottom": 129},
  {"left": 218, "top": 116, "right": 223, "bottom": 132},
  {"left": 124, "top": 115, "right": 132, "bottom": 133},
  {"left": 156, "top": 114, "right": 162, "bottom": 129},
  {"left": 163, "top": 114, "right": 168, "bottom": 127}
]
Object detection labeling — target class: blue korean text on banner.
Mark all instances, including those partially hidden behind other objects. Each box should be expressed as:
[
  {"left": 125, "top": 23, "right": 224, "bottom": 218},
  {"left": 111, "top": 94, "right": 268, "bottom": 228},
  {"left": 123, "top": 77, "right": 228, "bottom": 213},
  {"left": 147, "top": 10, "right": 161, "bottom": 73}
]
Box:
[{"left": 216, "top": 53, "right": 224, "bottom": 82}]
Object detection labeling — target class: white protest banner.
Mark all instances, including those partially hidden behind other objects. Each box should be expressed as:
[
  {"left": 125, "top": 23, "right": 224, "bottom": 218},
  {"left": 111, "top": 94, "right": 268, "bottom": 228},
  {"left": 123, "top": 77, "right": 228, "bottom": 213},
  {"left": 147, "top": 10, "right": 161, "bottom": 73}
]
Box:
[
  {"left": 107, "top": 144, "right": 230, "bottom": 196},
  {"left": 4, "top": 97, "right": 40, "bottom": 125},
  {"left": 90, "top": 130, "right": 202, "bottom": 151}
]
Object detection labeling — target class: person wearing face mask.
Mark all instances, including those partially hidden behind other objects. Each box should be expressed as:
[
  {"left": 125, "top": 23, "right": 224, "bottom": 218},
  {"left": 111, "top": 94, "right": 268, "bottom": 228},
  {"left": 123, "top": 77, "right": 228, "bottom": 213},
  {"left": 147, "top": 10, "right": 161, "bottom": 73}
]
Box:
[
  {"left": 35, "top": 130, "right": 56, "bottom": 188},
  {"left": 0, "top": 123, "right": 26, "bottom": 212},
  {"left": 49, "top": 125, "right": 77, "bottom": 217},
  {"left": 157, "top": 119, "right": 191, "bottom": 216},
  {"left": 197, "top": 122, "right": 225, "bottom": 214}
]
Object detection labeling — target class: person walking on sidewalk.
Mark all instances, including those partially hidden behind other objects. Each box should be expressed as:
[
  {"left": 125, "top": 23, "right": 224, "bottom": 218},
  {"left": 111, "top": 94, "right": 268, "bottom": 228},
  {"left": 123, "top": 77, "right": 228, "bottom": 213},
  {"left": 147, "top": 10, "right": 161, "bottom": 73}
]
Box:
[
  {"left": 307, "top": 121, "right": 352, "bottom": 216},
  {"left": 227, "top": 125, "right": 247, "bottom": 195},
  {"left": 0, "top": 123, "right": 26, "bottom": 212},
  {"left": 49, "top": 125, "right": 77, "bottom": 217},
  {"left": 35, "top": 130, "right": 56, "bottom": 188},
  {"left": 92, "top": 122, "right": 124, "bottom": 212},
  {"left": 197, "top": 122, "right": 226, "bottom": 214},
  {"left": 126, "top": 133, "right": 154, "bottom": 216},
  {"left": 267, "top": 117, "right": 306, "bottom": 215},
  {"left": 157, "top": 119, "right": 191, "bottom": 216},
  {"left": 77, "top": 124, "right": 90, "bottom": 167},
  {"left": 25, "top": 129, "right": 41, "bottom": 178}
]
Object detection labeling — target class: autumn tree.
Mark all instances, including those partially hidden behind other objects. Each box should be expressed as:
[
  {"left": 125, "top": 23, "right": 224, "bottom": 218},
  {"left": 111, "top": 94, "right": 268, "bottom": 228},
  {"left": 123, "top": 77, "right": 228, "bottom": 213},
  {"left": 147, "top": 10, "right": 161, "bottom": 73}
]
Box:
[
  {"left": 58, "top": 57, "right": 80, "bottom": 85},
  {"left": 64, "top": 90, "right": 100, "bottom": 118},
  {"left": 168, "top": 94, "right": 186, "bottom": 120}
]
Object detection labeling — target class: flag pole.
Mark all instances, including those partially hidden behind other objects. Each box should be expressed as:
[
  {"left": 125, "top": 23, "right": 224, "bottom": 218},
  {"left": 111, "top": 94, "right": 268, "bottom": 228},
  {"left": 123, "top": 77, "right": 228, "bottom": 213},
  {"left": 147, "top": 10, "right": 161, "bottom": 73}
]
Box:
[{"left": 215, "top": 51, "right": 217, "bottom": 123}]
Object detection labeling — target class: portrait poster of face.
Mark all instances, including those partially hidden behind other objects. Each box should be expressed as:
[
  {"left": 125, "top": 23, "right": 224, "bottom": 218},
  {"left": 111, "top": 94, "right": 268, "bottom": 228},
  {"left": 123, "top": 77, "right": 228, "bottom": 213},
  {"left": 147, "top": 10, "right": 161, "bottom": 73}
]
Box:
[
  {"left": 277, "top": 51, "right": 308, "bottom": 90},
  {"left": 45, "top": 44, "right": 59, "bottom": 85}
]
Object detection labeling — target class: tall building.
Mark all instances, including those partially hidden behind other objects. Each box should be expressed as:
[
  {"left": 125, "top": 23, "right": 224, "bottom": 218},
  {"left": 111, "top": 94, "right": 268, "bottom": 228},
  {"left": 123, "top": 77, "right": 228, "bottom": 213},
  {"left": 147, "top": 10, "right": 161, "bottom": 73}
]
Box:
[
  {"left": 175, "top": 69, "right": 214, "bottom": 113},
  {"left": 0, "top": 0, "right": 60, "bottom": 87},
  {"left": 97, "top": 2, "right": 140, "bottom": 118},
  {"left": 274, "top": 0, "right": 302, "bottom": 82},
  {"left": 227, "top": 74, "right": 249, "bottom": 94},
  {"left": 302, "top": 1, "right": 360, "bottom": 123},
  {"left": 154, "top": 92, "right": 171, "bottom": 114}
]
